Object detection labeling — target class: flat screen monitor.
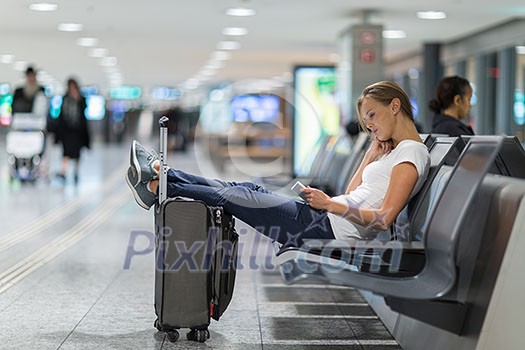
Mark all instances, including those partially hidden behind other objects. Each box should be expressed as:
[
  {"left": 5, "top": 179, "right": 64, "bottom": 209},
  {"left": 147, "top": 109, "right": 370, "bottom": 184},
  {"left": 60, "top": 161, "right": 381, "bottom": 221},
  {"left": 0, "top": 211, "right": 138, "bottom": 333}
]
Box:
[
  {"left": 293, "top": 65, "right": 340, "bottom": 177},
  {"left": 230, "top": 94, "right": 280, "bottom": 124}
]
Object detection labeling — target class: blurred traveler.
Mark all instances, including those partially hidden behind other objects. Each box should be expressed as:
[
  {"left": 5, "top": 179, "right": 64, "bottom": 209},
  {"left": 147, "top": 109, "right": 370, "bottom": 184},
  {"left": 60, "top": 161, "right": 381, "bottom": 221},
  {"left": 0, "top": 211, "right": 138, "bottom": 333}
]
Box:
[
  {"left": 9, "top": 66, "right": 48, "bottom": 178},
  {"left": 429, "top": 75, "right": 474, "bottom": 136},
  {"left": 55, "top": 78, "right": 91, "bottom": 184},
  {"left": 11, "top": 66, "right": 46, "bottom": 116}
]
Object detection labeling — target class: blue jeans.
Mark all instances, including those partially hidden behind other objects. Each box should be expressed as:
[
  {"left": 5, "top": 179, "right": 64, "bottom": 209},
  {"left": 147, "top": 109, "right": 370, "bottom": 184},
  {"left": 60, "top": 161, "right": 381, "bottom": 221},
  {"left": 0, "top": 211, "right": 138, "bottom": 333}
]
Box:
[{"left": 166, "top": 169, "right": 335, "bottom": 247}]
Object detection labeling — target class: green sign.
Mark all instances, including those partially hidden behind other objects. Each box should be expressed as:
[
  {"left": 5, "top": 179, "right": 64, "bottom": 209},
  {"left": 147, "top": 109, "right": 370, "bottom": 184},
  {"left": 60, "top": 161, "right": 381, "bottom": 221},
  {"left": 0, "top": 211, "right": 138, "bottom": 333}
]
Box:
[{"left": 109, "top": 86, "right": 142, "bottom": 100}]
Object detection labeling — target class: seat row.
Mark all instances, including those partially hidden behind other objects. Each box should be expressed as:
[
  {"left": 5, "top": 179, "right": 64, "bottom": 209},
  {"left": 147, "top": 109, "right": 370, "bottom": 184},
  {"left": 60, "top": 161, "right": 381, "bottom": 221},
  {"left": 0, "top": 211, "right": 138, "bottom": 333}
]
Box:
[{"left": 270, "top": 134, "right": 525, "bottom": 348}]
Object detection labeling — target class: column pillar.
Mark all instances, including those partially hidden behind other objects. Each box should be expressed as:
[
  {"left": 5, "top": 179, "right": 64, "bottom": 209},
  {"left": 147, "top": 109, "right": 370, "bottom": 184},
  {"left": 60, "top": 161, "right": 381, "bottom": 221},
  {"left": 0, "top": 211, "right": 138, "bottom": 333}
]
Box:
[
  {"left": 475, "top": 52, "right": 498, "bottom": 134},
  {"left": 420, "top": 43, "right": 442, "bottom": 132},
  {"left": 496, "top": 47, "right": 516, "bottom": 135},
  {"left": 455, "top": 61, "right": 467, "bottom": 78},
  {"left": 338, "top": 23, "right": 384, "bottom": 122}
]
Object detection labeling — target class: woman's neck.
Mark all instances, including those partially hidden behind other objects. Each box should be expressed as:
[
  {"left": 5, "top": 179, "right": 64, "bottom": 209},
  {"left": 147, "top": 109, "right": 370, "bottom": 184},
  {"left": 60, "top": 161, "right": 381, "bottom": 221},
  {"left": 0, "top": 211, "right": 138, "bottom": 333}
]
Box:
[
  {"left": 442, "top": 107, "right": 459, "bottom": 119},
  {"left": 391, "top": 118, "right": 421, "bottom": 148}
]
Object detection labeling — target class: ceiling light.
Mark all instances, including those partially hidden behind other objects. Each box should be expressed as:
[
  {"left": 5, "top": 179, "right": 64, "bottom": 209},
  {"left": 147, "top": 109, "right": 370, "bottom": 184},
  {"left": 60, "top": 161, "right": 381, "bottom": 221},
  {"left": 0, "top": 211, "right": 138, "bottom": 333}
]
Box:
[
  {"left": 0, "top": 54, "right": 15, "bottom": 64},
  {"left": 382, "top": 30, "right": 407, "bottom": 39},
  {"left": 226, "top": 7, "right": 256, "bottom": 17},
  {"left": 222, "top": 27, "right": 248, "bottom": 36},
  {"left": 29, "top": 3, "right": 58, "bottom": 11},
  {"left": 217, "top": 41, "right": 241, "bottom": 50},
  {"left": 206, "top": 61, "right": 225, "bottom": 70},
  {"left": 100, "top": 57, "right": 117, "bottom": 66},
  {"left": 200, "top": 69, "right": 216, "bottom": 77},
  {"left": 212, "top": 51, "right": 231, "bottom": 61},
  {"left": 516, "top": 46, "right": 525, "bottom": 55},
  {"left": 89, "top": 48, "right": 108, "bottom": 58},
  {"left": 417, "top": 11, "right": 447, "bottom": 20},
  {"left": 110, "top": 76, "right": 123, "bottom": 83},
  {"left": 104, "top": 67, "right": 119, "bottom": 74},
  {"left": 109, "top": 79, "right": 122, "bottom": 87},
  {"left": 58, "top": 23, "right": 83, "bottom": 32},
  {"left": 77, "top": 37, "right": 99, "bottom": 47},
  {"left": 184, "top": 79, "right": 200, "bottom": 90}
]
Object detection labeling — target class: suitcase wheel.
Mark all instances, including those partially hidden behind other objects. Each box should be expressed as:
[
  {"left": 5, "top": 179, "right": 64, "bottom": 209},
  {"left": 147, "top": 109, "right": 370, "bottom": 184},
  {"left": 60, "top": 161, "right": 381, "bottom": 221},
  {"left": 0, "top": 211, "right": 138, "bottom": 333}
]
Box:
[
  {"left": 154, "top": 319, "right": 180, "bottom": 342},
  {"left": 187, "top": 329, "right": 210, "bottom": 342},
  {"left": 166, "top": 330, "right": 180, "bottom": 343}
]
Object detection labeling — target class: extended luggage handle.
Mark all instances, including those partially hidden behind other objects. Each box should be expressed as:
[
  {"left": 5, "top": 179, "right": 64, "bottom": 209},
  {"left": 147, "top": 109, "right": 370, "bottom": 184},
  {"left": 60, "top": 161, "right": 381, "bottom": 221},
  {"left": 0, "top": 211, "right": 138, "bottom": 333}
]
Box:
[{"left": 158, "top": 116, "right": 169, "bottom": 205}]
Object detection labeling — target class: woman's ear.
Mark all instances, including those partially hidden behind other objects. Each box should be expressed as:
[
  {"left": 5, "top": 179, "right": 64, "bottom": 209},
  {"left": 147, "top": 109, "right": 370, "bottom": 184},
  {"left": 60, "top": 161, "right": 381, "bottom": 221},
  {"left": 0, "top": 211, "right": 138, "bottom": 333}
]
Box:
[
  {"left": 391, "top": 98, "right": 401, "bottom": 115},
  {"left": 453, "top": 94, "right": 462, "bottom": 106}
]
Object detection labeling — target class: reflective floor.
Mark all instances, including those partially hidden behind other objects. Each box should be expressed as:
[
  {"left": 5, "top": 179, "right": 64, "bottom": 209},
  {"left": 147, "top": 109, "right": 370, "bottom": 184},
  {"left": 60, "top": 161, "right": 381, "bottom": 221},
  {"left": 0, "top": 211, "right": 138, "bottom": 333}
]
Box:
[{"left": 0, "top": 136, "right": 401, "bottom": 349}]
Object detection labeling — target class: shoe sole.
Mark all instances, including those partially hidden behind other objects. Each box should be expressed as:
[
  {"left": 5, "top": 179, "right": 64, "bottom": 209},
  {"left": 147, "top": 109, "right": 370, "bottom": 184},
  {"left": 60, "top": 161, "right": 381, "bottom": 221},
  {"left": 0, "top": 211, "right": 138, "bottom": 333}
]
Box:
[
  {"left": 125, "top": 172, "right": 152, "bottom": 210},
  {"left": 131, "top": 140, "right": 142, "bottom": 186}
]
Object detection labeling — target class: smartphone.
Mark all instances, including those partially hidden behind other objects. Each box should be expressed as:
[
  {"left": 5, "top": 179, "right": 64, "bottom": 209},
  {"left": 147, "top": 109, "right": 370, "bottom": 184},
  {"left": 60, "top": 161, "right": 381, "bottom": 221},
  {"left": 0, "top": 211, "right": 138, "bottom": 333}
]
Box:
[{"left": 291, "top": 181, "right": 307, "bottom": 200}]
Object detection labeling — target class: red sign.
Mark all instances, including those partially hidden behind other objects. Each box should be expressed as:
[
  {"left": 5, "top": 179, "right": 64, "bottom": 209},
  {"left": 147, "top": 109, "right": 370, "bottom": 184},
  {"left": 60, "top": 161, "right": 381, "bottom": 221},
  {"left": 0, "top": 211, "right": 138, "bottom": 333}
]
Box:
[
  {"left": 360, "top": 31, "right": 376, "bottom": 45},
  {"left": 359, "top": 48, "right": 375, "bottom": 64}
]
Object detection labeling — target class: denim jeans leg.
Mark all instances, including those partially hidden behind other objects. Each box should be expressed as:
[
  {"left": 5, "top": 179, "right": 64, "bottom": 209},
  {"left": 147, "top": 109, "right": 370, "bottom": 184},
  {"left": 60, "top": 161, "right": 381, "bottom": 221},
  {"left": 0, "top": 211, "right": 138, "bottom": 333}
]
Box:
[
  {"left": 166, "top": 180, "right": 334, "bottom": 246},
  {"left": 167, "top": 168, "right": 271, "bottom": 193}
]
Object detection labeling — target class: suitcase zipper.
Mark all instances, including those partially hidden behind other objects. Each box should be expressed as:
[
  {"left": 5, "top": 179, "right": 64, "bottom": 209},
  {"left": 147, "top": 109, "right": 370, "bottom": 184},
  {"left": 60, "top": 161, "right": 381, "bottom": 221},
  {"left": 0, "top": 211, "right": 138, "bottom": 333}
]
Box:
[
  {"left": 209, "top": 208, "right": 222, "bottom": 320},
  {"left": 215, "top": 209, "right": 222, "bottom": 225}
]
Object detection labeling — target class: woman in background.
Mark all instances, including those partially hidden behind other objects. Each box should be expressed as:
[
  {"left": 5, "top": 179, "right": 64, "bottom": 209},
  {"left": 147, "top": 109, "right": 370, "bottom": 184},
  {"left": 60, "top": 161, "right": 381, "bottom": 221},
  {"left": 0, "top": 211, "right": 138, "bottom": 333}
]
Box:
[
  {"left": 55, "top": 78, "right": 91, "bottom": 184},
  {"left": 429, "top": 75, "right": 475, "bottom": 136}
]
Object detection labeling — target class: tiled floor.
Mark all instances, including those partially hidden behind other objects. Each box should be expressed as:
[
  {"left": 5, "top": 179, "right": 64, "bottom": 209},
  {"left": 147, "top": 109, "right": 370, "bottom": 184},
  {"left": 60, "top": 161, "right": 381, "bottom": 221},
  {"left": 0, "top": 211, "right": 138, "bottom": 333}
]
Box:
[{"left": 0, "top": 136, "right": 401, "bottom": 349}]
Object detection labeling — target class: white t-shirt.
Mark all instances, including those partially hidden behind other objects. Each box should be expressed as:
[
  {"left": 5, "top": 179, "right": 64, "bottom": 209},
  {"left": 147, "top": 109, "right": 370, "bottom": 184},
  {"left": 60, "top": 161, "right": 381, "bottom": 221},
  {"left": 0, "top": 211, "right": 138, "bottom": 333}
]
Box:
[{"left": 328, "top": 140, "right": 430, "bottom": 240}]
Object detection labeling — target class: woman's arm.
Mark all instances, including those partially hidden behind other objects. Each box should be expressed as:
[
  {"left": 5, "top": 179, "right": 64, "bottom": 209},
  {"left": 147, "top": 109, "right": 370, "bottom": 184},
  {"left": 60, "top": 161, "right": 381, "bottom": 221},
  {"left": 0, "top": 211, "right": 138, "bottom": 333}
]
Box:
[
  {"left": 345, "top": 137, "right": 393, "bottom": 194},
  {"left": 344, "top": 156, "right": 369, "bottom": 194},
  {"left": 305, "top": 162, "right": 418, "bottom": 230}
]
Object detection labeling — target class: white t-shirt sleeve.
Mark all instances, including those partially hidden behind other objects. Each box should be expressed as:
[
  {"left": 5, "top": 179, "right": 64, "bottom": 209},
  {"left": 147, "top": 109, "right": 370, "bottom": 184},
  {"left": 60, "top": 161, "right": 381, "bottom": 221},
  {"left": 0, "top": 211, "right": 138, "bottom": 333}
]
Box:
[{"left": 390, "top": 142, "right": 429, "bottom": 177}]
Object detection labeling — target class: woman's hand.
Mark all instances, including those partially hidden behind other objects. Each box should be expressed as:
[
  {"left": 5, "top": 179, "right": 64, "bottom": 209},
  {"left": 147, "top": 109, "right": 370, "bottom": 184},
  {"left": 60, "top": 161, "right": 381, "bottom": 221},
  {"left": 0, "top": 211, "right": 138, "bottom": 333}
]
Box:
[
  {"left": 302, "top": 187, "right": 332, "bottom": 210},
  {"left": 365, "top": 137, "right": 393, "bottom": 161}
]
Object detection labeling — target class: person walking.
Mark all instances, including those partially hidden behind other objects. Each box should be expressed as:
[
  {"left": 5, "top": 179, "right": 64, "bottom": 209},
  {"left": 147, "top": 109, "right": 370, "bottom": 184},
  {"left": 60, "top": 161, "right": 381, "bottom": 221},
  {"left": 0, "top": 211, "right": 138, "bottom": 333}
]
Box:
[
  {"left": 11, "top": 66, "right": 46, "bottom": 115},
  {"left": 54, "top": 78, "right": 91, "bottom": 184}
]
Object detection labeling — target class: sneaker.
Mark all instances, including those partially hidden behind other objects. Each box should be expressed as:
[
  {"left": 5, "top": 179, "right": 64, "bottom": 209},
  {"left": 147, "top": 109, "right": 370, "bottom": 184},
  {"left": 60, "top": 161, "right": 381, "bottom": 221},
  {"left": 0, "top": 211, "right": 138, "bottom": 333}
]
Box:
[
  {"left": 125, "top": 167, "right": 157, "bottom": 210},
  {"left": 130, "top": 140, "right": 159, "bottom": 186}
]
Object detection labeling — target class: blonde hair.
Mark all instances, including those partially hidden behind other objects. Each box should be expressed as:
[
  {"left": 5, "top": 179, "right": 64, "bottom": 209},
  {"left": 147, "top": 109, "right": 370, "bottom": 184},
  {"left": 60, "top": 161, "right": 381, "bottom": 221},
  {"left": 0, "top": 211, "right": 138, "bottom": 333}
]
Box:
[{"left": 356, "top": 81, "right": 414, "bottom": 132}]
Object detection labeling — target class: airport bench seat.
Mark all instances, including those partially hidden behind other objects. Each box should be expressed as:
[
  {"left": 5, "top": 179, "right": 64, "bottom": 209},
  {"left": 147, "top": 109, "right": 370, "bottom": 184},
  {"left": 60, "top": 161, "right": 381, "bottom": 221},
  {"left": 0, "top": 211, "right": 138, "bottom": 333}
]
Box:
[
  {"left": 275, "top": 136, "right": 465, "bottom": 278},
  {"left": 274, "top": 165, "right": 454, "bottom": 281},
  {"left": 275, "top": 137, "right": 523, "bottom": 299},
  {"left": 274, "top": 136, "right": 525, "bottom": 333}
]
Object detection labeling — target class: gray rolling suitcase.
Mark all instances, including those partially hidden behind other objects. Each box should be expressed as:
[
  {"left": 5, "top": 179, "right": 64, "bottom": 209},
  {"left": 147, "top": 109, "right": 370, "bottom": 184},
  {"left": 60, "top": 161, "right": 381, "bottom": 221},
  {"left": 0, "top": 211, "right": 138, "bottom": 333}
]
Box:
[{"left": 154, "top": 116, "right": 238, "bottom": 343}]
